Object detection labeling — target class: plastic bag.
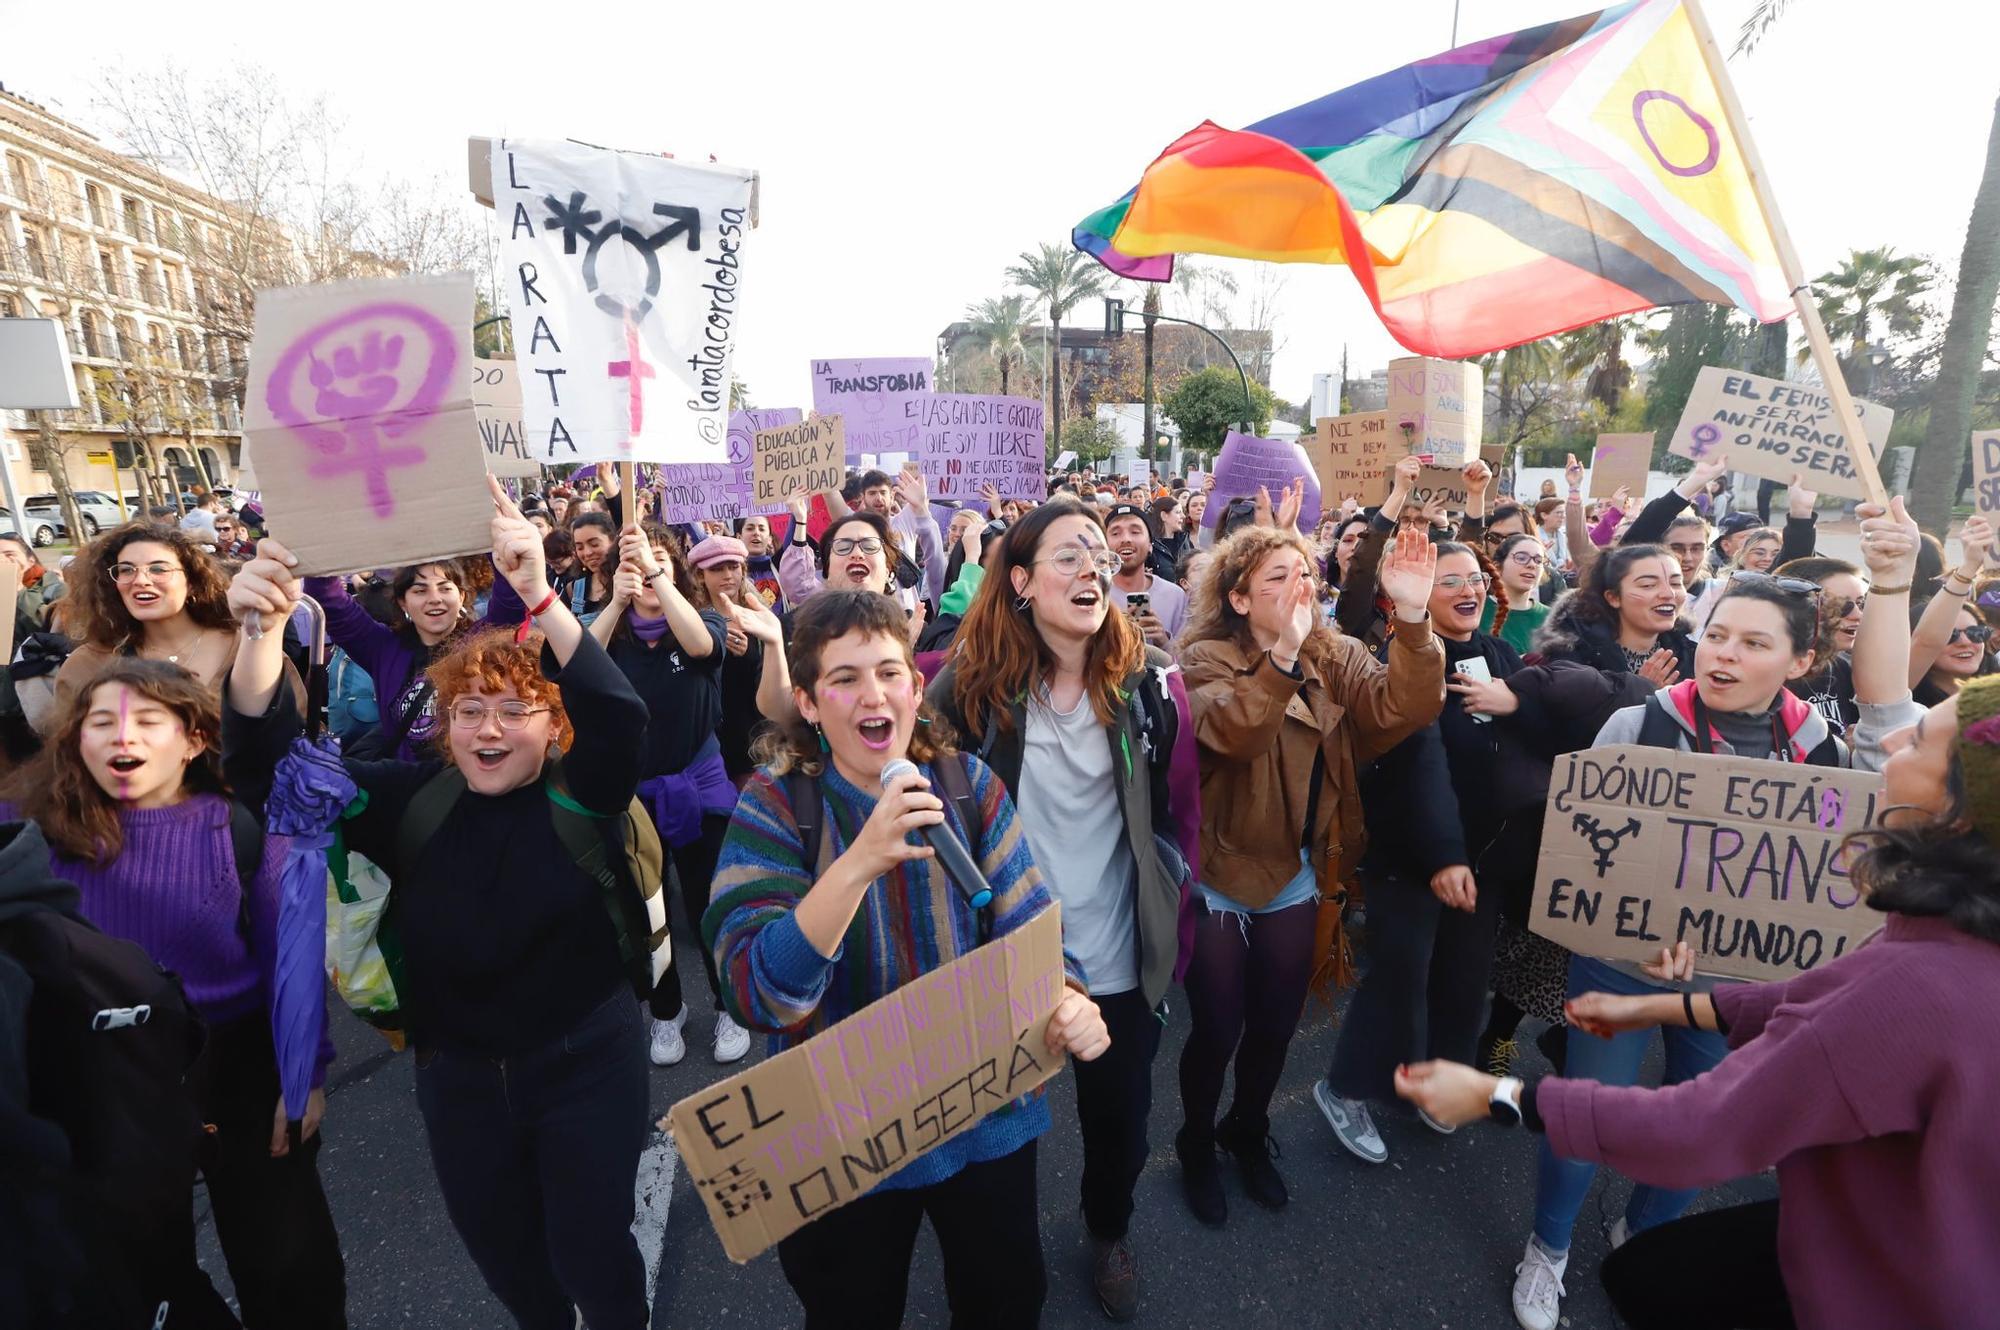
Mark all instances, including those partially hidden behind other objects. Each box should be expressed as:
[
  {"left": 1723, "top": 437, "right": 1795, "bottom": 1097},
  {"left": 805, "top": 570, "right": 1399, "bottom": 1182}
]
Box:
[{"left": 324, "top": 850, "right": 405, "bottom": 1049}]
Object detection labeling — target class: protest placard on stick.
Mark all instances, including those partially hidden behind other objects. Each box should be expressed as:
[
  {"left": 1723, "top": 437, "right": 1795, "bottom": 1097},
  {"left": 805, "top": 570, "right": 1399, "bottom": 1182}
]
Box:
[
  {"left": 900, "top": 394, "right": 1046, "bottom": 502},
  {"left": 667, "top": 907, "right": 1067, "bottom": 1264},
  {"left": 811, "top": 358, "right": 931, "bottom": 462},
  {"left": 1668, "top": 367, "right": 1892, "bottom": 499},
  {"left": 1530, "top": 745, "right": 1885, "bottom": 983},
  {"left": 753, "top": 415, "right": 846, "bottom": 507},
  {"left": 1313, "top": 411, "right": 1391, "bottom": 504},
  {"left": 244, "top": 273, "right": 492, "bottom": 576},
  {"left": 472, "top": 358, "right": 537, "bottom": 478},
  {"left": 1972, "top": 430, "right": 2000, "bottom": 523},
  {"left": 1589, "top": 433, "right": 1653, "bottom": 499},
  {"left": 1203, "top": 431, "right": 1322, "bottom": 531},
  {"left": 1387, "top": 357, "right": 1483, "bottom": 466}
]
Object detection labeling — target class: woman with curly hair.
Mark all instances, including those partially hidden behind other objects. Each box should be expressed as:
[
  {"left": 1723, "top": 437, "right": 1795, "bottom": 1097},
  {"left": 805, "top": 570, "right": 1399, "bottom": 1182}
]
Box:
[
  {"left": 51, "top": 521, "right": 293, "bottom": 724},
  {"left": 221, "top": 478, "right": 655, "bottom": 1330},
  {"left": 1174, "top": 521, "right": 1442, "bottom": 1222},
  {"left": 704, "top": 588, "right": 1108, "bottom": 1328},
  {"left": 6, "top": 657, "right": 346, "bottom": 1327}
]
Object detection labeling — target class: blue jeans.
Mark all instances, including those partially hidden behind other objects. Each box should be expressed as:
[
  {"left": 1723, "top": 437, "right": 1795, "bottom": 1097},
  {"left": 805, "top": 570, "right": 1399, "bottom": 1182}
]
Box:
[
  {"left": 414, "top": 990, "right": 650, "bottom": 1330},
  {"left": 1531, "top": 956, "right": 1729, "bottom": 1252}
]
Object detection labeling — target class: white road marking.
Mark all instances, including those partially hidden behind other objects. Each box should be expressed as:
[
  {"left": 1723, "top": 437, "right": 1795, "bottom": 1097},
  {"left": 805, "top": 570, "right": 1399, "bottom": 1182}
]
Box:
[{"left": 634, "top": 1126, "right": 679, "bottom": 1313}]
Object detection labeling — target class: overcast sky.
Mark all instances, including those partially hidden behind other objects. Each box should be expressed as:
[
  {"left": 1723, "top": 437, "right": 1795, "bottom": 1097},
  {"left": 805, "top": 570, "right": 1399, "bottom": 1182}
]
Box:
[{"left": 4, "top": 0, "right": 1993, "bottom": 411}]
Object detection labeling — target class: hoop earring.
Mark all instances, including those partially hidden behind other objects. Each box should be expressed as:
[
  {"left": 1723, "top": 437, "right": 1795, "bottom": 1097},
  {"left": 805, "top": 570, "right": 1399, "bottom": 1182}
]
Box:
[{"left": 1014, "top": 594, "right": 1031, "bottom": 612}]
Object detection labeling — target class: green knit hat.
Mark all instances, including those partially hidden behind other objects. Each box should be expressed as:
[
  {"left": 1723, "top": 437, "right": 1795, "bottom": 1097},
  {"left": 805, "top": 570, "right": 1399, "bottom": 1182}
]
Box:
[{"left": 1951, "top": 675, "right": 2000, "bottom": 846}]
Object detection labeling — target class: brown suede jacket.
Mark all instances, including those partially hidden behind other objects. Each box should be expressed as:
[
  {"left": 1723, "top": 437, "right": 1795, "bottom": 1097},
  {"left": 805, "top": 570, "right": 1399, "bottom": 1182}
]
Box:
[{"left": 1182, "top": 618, "right": 1444, "bottom": 908}]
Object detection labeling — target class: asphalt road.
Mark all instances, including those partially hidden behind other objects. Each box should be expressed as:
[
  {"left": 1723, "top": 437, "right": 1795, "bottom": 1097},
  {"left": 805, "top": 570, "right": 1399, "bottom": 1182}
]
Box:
[{"left": 197, "top": 911, "right": 1774, "bottom": 1330}]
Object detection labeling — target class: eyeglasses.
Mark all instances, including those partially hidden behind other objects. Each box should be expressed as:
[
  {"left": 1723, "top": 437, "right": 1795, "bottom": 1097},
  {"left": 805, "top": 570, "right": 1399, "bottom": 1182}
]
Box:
[
  {"left": 447, "top": 701, "right": 551, "bottom": 730},
  {"left": 1729, "top": 571, "right": 1822, "bottom": 600},
  {"left": 109, "top": 561, "right": 184, "bottom": 584},
  {"left": 1035, "top": 548, "right": 1122, "bottom": 579},
  {"left": 829, "top": 537, "right": 883, "bottom": 557},
  {"left": 1949, "top": 624, "right": 1994, "bottom": 645},
  {"left": 1435, "top": 574, "right": 1489, "bottom": 592},
  {"left": 1506, "top": 551, "right": 1549, "bottom": 569}
]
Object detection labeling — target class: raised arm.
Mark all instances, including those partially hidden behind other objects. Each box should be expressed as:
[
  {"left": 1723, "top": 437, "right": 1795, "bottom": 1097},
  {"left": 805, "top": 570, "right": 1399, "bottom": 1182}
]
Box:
[
  {"left": 1336, "top": 528, "right": 1446, "bottom": 760},
  {"left": 1776, "top": 475, "right": 1819, "bottom": 566},
  {"left": 777, "top": 497, "right": 824, "bottom": 607},
  {"left": 1908, "top": 515, "right": 1991, "bottom": 688},
  {"left": 1623, "top": 457, "right": 1722, "bottom": 546},
  {"left": 893, "top": 465, "right": 947, "bottom": 603}
]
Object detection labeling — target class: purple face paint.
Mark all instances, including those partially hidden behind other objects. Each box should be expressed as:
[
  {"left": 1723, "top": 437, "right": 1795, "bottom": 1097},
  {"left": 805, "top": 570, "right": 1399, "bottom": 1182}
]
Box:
[{"left": 265, "top": 303, "right": 458, "bottom": 518}]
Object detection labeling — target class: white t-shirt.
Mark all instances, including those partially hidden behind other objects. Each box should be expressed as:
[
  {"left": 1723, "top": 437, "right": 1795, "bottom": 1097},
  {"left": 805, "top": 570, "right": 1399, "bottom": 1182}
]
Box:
[
  {"left": 1017, "top": 688, "right": 1139, "bottom": 995},
  {"left": 1109, "top": 574, "right": 1188, "bottom": 644}
]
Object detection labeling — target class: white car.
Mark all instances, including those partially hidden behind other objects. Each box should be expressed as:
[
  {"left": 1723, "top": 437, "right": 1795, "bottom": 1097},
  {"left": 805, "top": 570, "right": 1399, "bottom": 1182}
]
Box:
[
  {"left": 0, "top": 508, "right": 61, "bottom": 548},
  {"left": 25, "top": 490, "right": 126, "bottom": 538}
]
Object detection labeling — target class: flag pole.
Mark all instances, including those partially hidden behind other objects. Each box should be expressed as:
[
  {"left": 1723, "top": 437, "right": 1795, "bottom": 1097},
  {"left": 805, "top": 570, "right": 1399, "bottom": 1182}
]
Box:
[
  {"left": 620, "top": 461, "right": 638, "bottom": 524},
  {"left": 1683, "top": 0, "right": 1890, "bottom": 508}
]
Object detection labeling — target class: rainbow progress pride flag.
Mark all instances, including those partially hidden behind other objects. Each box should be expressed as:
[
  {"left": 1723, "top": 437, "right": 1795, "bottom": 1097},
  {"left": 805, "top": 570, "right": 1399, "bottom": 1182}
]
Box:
[{"left": 1072, "top": 0, "right": 1790, "bottom": 358}]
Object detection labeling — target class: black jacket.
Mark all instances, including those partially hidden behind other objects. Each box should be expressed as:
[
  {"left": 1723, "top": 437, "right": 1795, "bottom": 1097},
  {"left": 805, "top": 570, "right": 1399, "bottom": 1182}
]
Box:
[
  {"left": 926, "top": 649, "right": 1184, "bottom": 1007},
  {"left": 1528, "top": 590, "right": 1697, "bottom": 679}
]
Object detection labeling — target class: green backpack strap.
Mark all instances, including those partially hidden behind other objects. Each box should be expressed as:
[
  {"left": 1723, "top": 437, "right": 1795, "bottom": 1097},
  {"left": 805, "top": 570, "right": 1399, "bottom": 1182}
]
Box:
[
  {"left": 395, "top": 766, "right": 470, "bottom": 883},
  {"left": 544, "top": 769, "right": 669, "bottom": 1002}
]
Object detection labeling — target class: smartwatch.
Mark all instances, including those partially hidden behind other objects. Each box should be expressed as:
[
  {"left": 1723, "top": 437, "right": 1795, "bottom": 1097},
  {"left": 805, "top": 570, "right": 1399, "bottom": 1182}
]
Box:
[{"left": 1489, "top": 1076, "right": 1524, "bottom": 1128}]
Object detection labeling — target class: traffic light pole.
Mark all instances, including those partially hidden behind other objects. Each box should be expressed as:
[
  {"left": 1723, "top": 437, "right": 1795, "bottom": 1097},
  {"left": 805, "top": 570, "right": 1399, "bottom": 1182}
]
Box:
[{"left": 1104, "top": 297, "right": 1256, "bottom": 435}]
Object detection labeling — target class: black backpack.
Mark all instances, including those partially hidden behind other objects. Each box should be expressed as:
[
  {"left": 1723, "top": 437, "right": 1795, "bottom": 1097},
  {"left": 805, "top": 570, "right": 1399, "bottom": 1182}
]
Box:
[{"left": 0, "top": 905, "right": 208, "bottom": 1326}]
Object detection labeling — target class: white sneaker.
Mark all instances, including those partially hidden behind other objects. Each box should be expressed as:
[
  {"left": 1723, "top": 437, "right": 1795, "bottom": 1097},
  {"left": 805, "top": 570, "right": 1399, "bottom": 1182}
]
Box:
[
  {"left": 1312, "top": 1079, "right": 1388, "bottom": 1164},
  {"left": 649, "top": 1010, "right": 687, "bottom": 1067},
  {"left": 712, "top": 1009, "right": 751, "bottom": 1064},
  {"left": 1511, "top": 1236, "right": 1568, "bottom": 1330},
  {"left": 1608, "top": 1216, "right": 1631, "bottom": 1250},
  {"left": 1417, "top": 1108, "right": 1459, "bottom": 1136}
]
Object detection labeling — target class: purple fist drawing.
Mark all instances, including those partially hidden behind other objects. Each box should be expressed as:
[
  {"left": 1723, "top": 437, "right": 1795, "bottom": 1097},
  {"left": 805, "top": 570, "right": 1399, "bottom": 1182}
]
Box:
[{"left": 266, "top": 303, "right": 457, "bottom": 518}]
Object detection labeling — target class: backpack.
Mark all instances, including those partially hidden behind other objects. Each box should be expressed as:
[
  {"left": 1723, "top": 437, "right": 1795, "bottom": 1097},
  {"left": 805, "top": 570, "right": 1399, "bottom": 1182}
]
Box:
[
  {"left": 394, "top": 763, "right": 670, "bottom": 1002},
  {"left": 784, "top": 753, "right": 988, "bottom": 937},
  {"left": 0, "top": 906, "right": 207, "bottom": 1326},
  {"left": 1635, "top": 692, "right": 1842, "bottom": 766}
]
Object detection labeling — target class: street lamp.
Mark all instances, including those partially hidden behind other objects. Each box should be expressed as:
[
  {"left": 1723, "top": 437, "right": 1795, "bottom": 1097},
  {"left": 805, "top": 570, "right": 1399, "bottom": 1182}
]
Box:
[{"left": 1104, "top": 297, "right": 1257, "bottom": 437}]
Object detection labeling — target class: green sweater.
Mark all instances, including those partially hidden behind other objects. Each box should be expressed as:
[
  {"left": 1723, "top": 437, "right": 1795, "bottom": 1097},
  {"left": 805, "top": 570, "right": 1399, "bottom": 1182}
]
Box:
[{"left": 1480, "top": 598, "right": 1549, "bottom": 656}]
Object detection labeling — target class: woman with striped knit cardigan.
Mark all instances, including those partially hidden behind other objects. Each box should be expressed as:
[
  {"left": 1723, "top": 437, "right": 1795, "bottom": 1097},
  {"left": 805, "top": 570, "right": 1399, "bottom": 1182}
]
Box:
[{"left": 703, "top": 588, "right": 1109, "bottom": 1330}]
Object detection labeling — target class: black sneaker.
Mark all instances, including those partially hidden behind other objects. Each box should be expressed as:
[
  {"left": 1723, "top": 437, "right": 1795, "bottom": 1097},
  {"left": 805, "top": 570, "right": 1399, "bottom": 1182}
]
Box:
[
  {"left": 1217, "top": 1116, "right": 1289, "bottom": 1210},
  {"left": 1090, "top": 1235, "right": 1139, "bottom": 1322},
  {"left": 1174, "top": 1126, "right": 1227, "bottom": 1227}
]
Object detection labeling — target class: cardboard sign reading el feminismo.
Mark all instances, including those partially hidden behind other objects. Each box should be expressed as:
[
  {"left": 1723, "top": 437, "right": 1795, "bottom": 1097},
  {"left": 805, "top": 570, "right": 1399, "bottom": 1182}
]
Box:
[
  {"left": 244, "top": 273, "right": 492, "bottom": 575},
  {"left": 1531, "top": 746, "right": 1884, "bottom": 983},
  {"left": 1669, "top": 367, "right": 1892, "bottom": 499},
  {"left": 668, "top": 907, "right": 1067, "bottom": 1263},
  {"left": 492, "top": 138, "right": 757, "bottom": 468}
]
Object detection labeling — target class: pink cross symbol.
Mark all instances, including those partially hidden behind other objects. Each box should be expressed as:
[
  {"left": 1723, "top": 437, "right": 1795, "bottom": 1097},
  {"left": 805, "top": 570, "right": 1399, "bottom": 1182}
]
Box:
[{"left": 607, "top": 317, "right": 656, "bottom": 446}]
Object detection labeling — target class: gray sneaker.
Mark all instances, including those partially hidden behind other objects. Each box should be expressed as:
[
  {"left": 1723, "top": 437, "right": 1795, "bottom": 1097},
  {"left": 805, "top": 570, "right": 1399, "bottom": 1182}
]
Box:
[{"left": 1312, "top": 1078, "right": 1388, "bottom": 1164}]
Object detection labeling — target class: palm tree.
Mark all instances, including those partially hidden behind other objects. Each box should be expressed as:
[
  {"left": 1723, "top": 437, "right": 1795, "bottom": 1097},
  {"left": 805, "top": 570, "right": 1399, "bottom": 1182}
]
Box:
[
  {"left": 1810, "top": 246, "right": 1934, "bottom": 394},
  {"left": 1739, "top": 1, "right": 2000, "bottom": 530},
  {"left": 1556, "top": 317, "right": 1637, "bottom": 413},
  {"left": 963, "top": 294, "right": 1033, "bottom": 396},
  {"left": 1140, "top": 283, "right": 1162, "bottom": 465},
  {"left": 1478, "top": 339, "right": 1563, "bottom": 446},
  {"left": 1005, "top": 241, "right": 1108, "bottom": 451}
]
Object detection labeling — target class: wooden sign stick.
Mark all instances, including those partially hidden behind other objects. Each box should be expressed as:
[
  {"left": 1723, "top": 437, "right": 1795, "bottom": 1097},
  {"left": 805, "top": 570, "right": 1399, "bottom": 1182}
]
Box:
[
  {"left": 619, "top": 460, "right": 638, "bottom": 525},
  {"left": 1686, "top": 0, "right": 1890, "bottom": 509}
]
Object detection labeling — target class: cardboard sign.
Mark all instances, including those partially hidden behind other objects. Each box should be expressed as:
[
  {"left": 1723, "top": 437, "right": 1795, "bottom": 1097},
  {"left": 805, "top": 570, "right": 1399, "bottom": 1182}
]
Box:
[
  {"left": 1054, "top": 449, "right": 1078, "bottom": 471},
  {"left": 811, "top": 358, "right": 931, "bottom": 462},
  {"left": 492, "top": 138, "right": 757, "bottom": 467},
  {"left": 1409, "top": 464, "right": 1471, "bottom": 513},
  {"left": 0, "top": 561, "right": 19, "bottom": 669},
  {"left": 1204, "top": 431, "right": 1321, "bottom": 531},
  {"left": 243, "top": 273, "right": 491, "bottom": 576},
  {"left": 472, "top": 357, "right": 538, "bottom": 478},
  {"left": 1313, "top": 411, "right": 1392, "bottom": 504},
  {"left": 900, "top": 394, "right": 1047, "bottom": 502},
  {"left": 1530, "top": 745, "right": 1885, "bottom": 983},
  {"left": 753, "top": 415, "right": 845, "bottom": 507},
  {"left": 1973, "top": 430, "right": 2000, "bottom": 521},
  {"left": 1668, "top": 367, "right": 1892, "bottom": 499},
  {"left": 1589, "top": 433, "right": 1653, "bottom": 500},
  {"left": 1387, "top": 357, "right": 1483, "bottom": 466},
  {"left": 668, "top": 907, "right": 1067, "bottom": 1264}
]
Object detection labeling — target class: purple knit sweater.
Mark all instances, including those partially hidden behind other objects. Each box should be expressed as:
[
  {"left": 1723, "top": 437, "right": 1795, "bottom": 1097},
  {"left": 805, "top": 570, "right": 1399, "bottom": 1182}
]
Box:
[
  {"left": 1537, "top": 914, "right": 2000, "bottom": 1329},
  {"left": 13, "top": 793, "right": 331, "bottom": 1086}
]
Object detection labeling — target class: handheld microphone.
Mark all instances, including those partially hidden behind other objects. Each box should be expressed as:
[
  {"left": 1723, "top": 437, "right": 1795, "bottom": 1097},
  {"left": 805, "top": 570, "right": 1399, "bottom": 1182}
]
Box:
[{"left": 879, "top": 758, "right": 994, "bottom": 910}]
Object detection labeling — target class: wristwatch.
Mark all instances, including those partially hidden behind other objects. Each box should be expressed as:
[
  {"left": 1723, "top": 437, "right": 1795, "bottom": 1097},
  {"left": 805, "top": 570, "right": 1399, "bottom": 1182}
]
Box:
[{"left": 1488, "top": 1076, "right": 1524, "bottom": 1127}]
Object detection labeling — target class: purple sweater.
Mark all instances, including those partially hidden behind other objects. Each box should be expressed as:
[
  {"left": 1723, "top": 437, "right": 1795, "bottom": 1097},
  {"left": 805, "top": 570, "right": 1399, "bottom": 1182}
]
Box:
[{"left": 1537, "top": 914, "right": 2000, "bottom": 1329}]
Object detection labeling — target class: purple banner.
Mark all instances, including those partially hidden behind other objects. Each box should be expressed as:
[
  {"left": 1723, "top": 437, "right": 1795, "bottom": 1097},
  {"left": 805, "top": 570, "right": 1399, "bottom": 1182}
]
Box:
[
  {"left": 811, "top": 357, "right": 931, "bottom": 461},
  {"left": 1202, "top": 431, "right": 1322, "bottom": 532},
  {"left": 653, "top": 407, "right": 801, "bottom": 523},
  {"left": 899, "top": 393, "right": 1047, "bottom": 502}
]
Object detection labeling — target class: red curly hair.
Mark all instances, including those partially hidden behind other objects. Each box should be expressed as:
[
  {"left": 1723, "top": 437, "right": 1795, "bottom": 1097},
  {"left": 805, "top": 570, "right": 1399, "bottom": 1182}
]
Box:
[{"left": 425, "top": 627, "right": 574, "bottom": 754}]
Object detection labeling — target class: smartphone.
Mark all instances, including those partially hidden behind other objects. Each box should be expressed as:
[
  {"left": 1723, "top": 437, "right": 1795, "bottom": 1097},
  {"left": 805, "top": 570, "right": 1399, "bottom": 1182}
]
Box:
[
  {"left": 1126, "top": 592, "right": 1151, "bottom": 618},
  {"left": 1453, "top": 656, "right": 1493, "bottom": 723}
]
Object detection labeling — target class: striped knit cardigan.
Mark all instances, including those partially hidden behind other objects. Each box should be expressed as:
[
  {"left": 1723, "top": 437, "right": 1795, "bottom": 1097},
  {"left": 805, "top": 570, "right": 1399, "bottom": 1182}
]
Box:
[{"left": 704, "top": 751, "right": 1081, "bottom": 1193}]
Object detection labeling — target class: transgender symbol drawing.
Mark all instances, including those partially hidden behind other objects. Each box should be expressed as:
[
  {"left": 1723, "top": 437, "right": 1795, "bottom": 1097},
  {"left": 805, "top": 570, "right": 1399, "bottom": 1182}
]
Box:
[
  {"left": 264, "top": 303, "right": 457, "bottom": 518},
  {"left": 540, "top": 190, "right": 699, "bottom": 324}
]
